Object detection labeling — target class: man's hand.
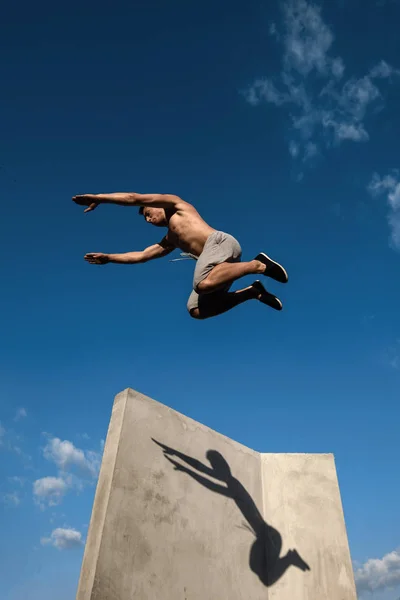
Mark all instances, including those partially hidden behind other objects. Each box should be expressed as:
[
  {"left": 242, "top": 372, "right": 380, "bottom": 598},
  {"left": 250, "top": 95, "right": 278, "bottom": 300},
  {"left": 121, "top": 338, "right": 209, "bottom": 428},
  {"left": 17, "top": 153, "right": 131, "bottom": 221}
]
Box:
[
  {"left": 72, "top": 194, "right": 99, "bottom": 213},
  {"left": 84, "top": 253, "right": 109, "bottom": 265},
  {"left": 164, "top": 455, "right": 187, "bottom": 472}
]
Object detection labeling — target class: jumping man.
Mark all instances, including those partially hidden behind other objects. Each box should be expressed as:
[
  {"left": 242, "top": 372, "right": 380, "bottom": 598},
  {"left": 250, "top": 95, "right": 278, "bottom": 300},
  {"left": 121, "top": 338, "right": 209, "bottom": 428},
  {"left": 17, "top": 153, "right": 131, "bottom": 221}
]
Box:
[{"left": 72, "top": 192, "right": 288, "bottom": 320}]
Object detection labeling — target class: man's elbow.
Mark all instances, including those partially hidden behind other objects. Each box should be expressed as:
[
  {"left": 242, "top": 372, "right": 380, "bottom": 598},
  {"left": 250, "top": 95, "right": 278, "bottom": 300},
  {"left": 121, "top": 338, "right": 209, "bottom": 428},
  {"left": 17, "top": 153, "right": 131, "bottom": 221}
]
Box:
[
  {"left": 139, "top": 251, "right": 152, "bottom": 263},
  {"left": 140, "top": 246, "right": 165, "bottom": 262}
]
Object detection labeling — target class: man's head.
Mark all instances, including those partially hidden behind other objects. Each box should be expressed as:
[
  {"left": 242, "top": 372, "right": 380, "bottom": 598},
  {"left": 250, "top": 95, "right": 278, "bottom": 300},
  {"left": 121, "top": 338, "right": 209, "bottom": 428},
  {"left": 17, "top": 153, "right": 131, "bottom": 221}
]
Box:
[
  {"left": 206, "top": 450, "right": 232, "bottom": 481},
  {"left": 139, "top": 206, "right": 167, "bottom": 227}
]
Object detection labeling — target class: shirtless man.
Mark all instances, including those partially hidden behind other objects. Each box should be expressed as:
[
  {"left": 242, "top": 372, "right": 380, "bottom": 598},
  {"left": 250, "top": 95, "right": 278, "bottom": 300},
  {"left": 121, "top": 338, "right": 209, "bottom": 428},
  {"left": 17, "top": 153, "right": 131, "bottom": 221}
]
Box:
[{"left": 72, "top": 192, "right": 288, "bottom": 319}]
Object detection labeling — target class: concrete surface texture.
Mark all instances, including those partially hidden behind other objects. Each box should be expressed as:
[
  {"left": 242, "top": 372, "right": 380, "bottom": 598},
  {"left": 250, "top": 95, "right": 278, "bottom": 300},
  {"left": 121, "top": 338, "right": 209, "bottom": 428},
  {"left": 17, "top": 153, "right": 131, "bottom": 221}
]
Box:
[{"left": 76, "top": 388, "right": 357, "bottom": 600}]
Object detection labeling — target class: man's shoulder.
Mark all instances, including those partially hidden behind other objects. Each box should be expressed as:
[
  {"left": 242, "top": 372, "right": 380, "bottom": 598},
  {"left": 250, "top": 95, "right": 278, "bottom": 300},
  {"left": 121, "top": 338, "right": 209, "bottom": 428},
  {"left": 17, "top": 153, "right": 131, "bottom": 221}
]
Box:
[
  {"left": 174, "top": 197, "right": 194, "bottom": 211},
  {"left": 166, "top": 196, "right": 197, "bottom": 218},
  {"left": 166, "top": 199, "right": 192, "bottom": 219}
]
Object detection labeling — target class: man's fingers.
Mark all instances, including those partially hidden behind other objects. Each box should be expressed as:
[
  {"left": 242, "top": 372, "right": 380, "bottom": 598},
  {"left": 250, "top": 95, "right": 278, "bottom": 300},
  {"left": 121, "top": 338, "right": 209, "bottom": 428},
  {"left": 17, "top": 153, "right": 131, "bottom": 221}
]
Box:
[
  {"left": 84, "top": 253, "right": 105, "bottom": 265},
  {"left": 84, "top": 202, "right": 98, "bottom": 213},
  {"left": 72, "top": 195, "right": 98, "bottom": 211},
  {"left": 73, "top": 194, "right": 88, "bottom": 205}
]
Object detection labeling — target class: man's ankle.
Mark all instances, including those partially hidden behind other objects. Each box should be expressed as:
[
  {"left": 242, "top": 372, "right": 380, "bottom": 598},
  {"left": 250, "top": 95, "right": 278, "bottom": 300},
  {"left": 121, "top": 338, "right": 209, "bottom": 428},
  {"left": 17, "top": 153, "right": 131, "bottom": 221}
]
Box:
[{"left": 252, "top": 260, "right": 265, "bottom": 274}]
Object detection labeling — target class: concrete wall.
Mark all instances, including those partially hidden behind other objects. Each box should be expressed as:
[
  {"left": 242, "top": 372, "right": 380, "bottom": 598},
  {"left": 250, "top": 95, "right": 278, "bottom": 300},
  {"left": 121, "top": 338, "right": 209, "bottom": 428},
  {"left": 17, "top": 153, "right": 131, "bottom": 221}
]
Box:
[
  {"left": 261, "top": 454, "right": 357, "bottom": 599},
  {"left": 76, "top": 388, "right": 357, "bottom": 600}
]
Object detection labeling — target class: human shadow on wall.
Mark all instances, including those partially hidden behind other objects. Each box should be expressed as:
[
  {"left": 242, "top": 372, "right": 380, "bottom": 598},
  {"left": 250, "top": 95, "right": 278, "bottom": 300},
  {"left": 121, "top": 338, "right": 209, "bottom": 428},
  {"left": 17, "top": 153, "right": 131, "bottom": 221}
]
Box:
[{"left": 152, "top": 439, "right": 310, "bottom": 587}]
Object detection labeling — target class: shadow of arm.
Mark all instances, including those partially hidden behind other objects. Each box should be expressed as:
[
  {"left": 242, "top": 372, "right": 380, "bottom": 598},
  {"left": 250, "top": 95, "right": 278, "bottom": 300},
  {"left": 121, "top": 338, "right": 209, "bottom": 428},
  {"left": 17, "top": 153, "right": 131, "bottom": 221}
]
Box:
[
  {"left": 152, "top": 438, "right": 217, "bottom": 478},
  {"left": 165, "top": 456, "right": 231, "bottom": 497}
]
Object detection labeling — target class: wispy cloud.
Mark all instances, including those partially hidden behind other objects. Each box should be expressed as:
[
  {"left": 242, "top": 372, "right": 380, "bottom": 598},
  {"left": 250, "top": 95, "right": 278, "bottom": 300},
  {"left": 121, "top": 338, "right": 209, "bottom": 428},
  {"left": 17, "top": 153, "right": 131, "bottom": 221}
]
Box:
[
  {"left": 14, "top": 408, "right": 27, "bottom": 422},
  {"left": 8, "top": 475, "right": 26, "bottom": 487},
  {"left": 243, "top": 0, "right": 399, "bottom": 164},
  {"left": 40, "top": 527, "right": 83, "bottom": 550},
  {"left": 382, "top": 339, "right": 400, "bottom": 370},
  {"left": 0, "top": 422, "right": 32, "bottom": 464},
  {"left": 355, "top": 548, "right": 400, "bottom": 595},
  {"left": 3, "top": 476, "right": 26, "bottom": 507},
  {"left": 370, "top": 59, "right": 399, "bottom": 79},
  {"left": 367, "top": 170, "right": 400, "bottom": 249},
  {"left": 1, "top": 491, "right": 21, "bottom": 507}
]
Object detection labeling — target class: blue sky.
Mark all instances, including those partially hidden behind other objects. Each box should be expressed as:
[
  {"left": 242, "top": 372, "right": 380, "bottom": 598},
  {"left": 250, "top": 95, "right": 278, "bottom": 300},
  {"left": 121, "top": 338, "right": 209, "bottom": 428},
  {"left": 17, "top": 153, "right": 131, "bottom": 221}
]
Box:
[{"left": 1, "top": 0, "right": 400, "bottom": 598}]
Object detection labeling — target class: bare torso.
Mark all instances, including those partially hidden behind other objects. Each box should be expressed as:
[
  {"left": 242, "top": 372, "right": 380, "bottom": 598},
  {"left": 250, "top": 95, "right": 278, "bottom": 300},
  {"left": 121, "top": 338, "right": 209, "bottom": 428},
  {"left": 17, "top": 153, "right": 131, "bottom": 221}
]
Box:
[{"left": 165, "top": 202, "right": 216, "bottom": 257}]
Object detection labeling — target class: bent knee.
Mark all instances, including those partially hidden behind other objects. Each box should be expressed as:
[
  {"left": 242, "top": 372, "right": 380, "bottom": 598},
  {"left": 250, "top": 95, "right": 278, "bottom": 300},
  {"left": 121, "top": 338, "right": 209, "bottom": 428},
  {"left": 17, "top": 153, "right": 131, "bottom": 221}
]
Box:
[{"left": 196, "top": 278, "right": 214, "bottom": 294}]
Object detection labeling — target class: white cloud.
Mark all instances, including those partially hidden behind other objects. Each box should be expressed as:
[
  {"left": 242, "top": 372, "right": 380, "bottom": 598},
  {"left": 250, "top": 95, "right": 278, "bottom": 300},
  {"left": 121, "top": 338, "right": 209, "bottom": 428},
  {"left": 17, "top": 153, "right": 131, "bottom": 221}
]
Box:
[
  {"left": 368, "top": 172, "right": 399, "bottom": 196},
  {"left": 43, "top": 437, "right": 100, "bottom": 478},
  {"left": 323, "top": 118, "right": 369, "bottom": 143},
  {"left": 282, "top": 0, "right": 337, "bottom": 77},
  {"left": 14, "top": 408, "right": 27, "bottom": 421},
  {"left": 34, "top": 437, "right": 102, "bottom": 508},
  {"left": 243, "top": 0, "right": 399, "bottom": 164},
  {"left": 2, "top": 492, "right": 21, "bottom": 506},
  {"left": 338, "top": 76, "right": 381, "bottom": 121},
  {"left": 355, "top": 548, "right": 400, "bottom": 595},
  {"left": 367, "top": 170, "right": 400, "bottom": 249},
  {"left": 336, "top": 123, "right": 368, "bottom": 143},
  {"left": 33, "top": 476, "right": 69, "bottom": 508},
  {"left": 40, "top": 527, "right": 83, "bottom": 550}
]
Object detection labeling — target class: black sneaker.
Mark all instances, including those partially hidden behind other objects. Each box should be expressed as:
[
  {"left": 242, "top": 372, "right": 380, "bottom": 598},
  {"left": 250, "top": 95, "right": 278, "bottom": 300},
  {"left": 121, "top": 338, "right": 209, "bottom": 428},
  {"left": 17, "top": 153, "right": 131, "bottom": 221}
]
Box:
[
  {"left": 252, "top": 280, "right": 283, "bottom": 311},
  {"left": 255, "top": 252, "right": 288, "bottom": 283}
]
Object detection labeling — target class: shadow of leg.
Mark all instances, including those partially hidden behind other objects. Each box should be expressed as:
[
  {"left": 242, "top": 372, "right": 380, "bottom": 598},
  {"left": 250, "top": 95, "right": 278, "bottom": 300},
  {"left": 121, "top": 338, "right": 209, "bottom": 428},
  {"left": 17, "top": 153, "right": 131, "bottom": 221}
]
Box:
[{"left": 249, "top": 525, "right": 310, "bottom": 587}]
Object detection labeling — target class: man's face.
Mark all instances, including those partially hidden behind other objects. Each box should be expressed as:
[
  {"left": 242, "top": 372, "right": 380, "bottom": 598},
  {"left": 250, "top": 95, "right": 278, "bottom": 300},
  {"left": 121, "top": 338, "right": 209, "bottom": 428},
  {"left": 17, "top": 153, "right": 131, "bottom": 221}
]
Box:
[{"left": 142, "top": 207, "right": 166, "bottom": 227}]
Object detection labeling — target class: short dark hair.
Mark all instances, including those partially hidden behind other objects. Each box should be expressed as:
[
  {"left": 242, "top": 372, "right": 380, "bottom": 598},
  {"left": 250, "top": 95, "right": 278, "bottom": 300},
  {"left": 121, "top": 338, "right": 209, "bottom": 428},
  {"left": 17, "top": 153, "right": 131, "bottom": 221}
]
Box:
[{"left": 138, "top": 207, "right": 144, "bottom": 215}]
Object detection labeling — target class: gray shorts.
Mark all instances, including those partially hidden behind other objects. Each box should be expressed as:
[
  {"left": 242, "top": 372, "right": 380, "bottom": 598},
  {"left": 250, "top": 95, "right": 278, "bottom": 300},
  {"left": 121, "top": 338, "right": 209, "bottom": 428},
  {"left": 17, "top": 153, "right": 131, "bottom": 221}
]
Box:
[{"left": 187, "top": 230, "right": 242, "bottom": 313}]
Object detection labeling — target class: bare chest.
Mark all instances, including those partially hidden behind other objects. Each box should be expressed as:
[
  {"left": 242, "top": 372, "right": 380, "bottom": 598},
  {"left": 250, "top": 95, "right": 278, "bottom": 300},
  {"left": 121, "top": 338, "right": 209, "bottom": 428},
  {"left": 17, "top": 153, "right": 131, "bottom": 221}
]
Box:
[
  {"left": 165, "top": 211, "right": 214, "bottom": 255},
  {"left": 167, "top": 220, "right": 190, "bottom": 251}
]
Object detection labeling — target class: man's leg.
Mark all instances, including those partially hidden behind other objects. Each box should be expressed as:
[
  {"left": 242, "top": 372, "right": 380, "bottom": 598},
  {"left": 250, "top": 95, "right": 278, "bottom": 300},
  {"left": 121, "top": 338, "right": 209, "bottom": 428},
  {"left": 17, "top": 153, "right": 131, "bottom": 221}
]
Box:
[
  {"left": 193, "top": 231, "right": 288, "bottom": 298},
  {"left": 189, "top": 282, "right": 282, "bottom": 320},
  {"left": 196, "top": 260, "right": 265, "bottom": 294}
]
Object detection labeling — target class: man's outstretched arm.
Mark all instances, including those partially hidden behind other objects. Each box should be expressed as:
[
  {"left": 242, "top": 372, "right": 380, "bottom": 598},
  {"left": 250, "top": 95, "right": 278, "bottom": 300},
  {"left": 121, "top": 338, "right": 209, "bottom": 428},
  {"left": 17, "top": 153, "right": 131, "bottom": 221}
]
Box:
[
  {"left": 73, "top": 192, "right": 185, "bottom": 213},
  {"left": 84, "top": 237, "right": 176, "bottom": 264}
]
